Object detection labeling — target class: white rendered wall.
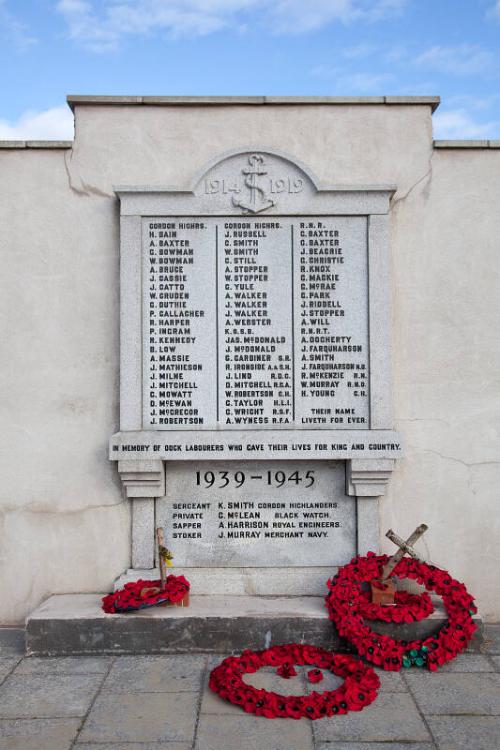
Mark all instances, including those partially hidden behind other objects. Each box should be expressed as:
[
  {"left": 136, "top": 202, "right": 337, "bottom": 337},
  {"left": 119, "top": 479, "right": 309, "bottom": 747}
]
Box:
[{"left": 0, "top": 103, "right": 499, "bottom": 622}]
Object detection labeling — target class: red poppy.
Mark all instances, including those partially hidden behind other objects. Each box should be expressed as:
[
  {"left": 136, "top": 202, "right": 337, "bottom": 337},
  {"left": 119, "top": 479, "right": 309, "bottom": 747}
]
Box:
[
  {"left": 276, "top": 662, "right": 297, "bottom": 679},
  {"left": 307, "top": 669, "right": 324, "bottom": 684}
]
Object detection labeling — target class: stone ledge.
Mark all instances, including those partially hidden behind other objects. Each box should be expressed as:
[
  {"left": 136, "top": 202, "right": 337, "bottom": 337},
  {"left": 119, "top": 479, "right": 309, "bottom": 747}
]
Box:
[
  {"left": 434, "top": 140, "right": 500, "bottom": 149},
  {"left": 0, "top": 140, "right": 73, "bottom": 149},
  {"left": 115, "top": 567, "right": 339, "bottom": 596},
  {"left": 67, "top": 95, "right": 440, "bottom": 112},
  {"left": 26, "top": 593, "right": 483, "bottom": 656}
]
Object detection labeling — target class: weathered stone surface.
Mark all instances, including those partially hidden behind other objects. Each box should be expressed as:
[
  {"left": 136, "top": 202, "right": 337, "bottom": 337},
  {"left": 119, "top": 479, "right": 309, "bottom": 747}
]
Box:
[
  {"left": 0, "top": 658, "right": 21, "bottom": 683},
  {"left": 103, "top": 655, "right": 206, "bottom": 692},
  {"left": 0, "top": 718, "right": 80, "bottom": 750},
  {"left": 434, "top": 654, "right": 493, "bottom": 672},
  {"left": 77, "top": 744, "right": 191, "bottom": 750},
  {"left": 0, "top": 630, "right": 24, "bottom": 656},
  {"left": 313, "top": 693, "right": 431, "bottom": 742},
  {"left": 14, "top": 656, "right": 112, "bottom": 675},
  {"left": 26, "top": 593, "right": 485, "bottom": 656},
  {"left": 115, "top": 565, "right": 338, "bottom": 596},
  {"left": 26, "top": 594, "right": 346, "bottom": 655},
  {"left": 78, "top": 691, "right": 198, "bottom": 743},
  {"left": 428, "top": 715, "right": 500, "bottom": 750},
  {"left": 373, "top": 668, "right": 408, "bottom": 692},
  {"left": 194, "top": 714, "right": 313, "bottom": 750},
  {"left": 316, "top": 744, "right": 434, "bottom": 750},
  {"left": 404, "top": 672, "right": 500, "bottom": 715},
  {"left": 0, "top": 673, "right": 103, "bottom": 718},
  {"left": 243, "top": 666, "right": 307, "bottom": 695},
  {"left": 484, "top": 623, "right": 500, "bottom": 654}
]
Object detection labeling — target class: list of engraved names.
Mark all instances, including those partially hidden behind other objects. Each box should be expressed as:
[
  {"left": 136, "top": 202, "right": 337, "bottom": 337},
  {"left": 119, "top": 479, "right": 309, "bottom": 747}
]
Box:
[{"left": 144, "top": 216, "right": 369, "bottom": 430}]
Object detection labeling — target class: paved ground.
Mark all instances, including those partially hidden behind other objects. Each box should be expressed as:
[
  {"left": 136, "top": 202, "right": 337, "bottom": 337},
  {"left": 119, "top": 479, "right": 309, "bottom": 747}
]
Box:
[{"left": 0, "top": 627, "right": 499, "bottom": 750}]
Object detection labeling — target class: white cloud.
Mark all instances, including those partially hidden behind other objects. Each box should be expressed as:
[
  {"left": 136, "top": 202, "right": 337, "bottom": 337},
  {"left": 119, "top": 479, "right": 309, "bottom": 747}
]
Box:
[
  {"left": 0, "top": 106, "right": 74, "bottom": 140},
  {"left": 341, "top": 43, "right": 378, "bottom": 60},
  {"left": 415, "top": 44, "right": 496, "bottom": 76},
  {"left": 268, "top": 0, "right": 396, "bottom": 33},
  {"left": 0, "top": 0, "right": 37, "bottom": 48},
  {"left": 446, "top": 93, "right": 500, "bottom": 112},
  {"left": 433, "top": 108, "right": 500, "bottom": 140},
  {"left": 56, "top": 0, "right": 407, "bottom": 51},
  {"left": 311, "top": 65, "right": 394, "bottom": 92}
]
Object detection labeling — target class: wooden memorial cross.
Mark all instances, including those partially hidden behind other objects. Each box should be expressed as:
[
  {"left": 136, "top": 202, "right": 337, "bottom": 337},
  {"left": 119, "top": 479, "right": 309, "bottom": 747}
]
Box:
[
  {"left": 139, "top": 527, "right": 189, "bottom": 607},
  {"left": 371, "top": 523, "right": 428, "bottom": 605}
]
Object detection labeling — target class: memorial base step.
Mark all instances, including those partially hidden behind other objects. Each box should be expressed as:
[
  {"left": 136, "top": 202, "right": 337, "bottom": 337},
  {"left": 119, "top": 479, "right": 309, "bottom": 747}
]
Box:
[{"left": 25, "top": 593, "right": 484, "bottom": 656}]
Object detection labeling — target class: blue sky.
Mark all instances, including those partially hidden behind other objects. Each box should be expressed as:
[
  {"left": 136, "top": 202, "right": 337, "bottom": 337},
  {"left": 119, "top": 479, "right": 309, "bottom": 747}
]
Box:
[{"left": 1, "top": 0, "right": 499, "bottom": 140}]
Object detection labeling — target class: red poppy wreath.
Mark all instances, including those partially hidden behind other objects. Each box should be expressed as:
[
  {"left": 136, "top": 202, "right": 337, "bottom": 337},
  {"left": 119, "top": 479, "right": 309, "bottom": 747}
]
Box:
[
  {"left": 209, "top": 643, "right": 380, "bottom": 719},
  {"left": 325, "top": 553, "right": 477, "bottom": 671},
  {"left": 102, "top": 575, "right": 190, "bottom": 613}
]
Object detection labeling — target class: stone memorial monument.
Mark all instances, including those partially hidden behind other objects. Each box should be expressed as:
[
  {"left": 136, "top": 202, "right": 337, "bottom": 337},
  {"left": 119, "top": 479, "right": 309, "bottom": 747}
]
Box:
[
  {"left": 1, "top": 95, "right": 498, "bottom": 653},
  {"left": 111, "top": 147, "right": 402, "bottom": 598}
]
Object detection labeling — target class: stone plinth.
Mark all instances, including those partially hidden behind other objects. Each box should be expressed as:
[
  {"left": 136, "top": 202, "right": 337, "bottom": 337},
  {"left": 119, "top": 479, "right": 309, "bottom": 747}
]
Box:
[{"left": 26, "top": 594, "right": 484, "bottom": 656}]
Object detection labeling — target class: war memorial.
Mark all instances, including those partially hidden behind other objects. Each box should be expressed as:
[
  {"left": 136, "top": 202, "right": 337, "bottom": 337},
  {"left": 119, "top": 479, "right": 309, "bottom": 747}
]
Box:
[{"left": 0, "top": 95, "right": 499, "bottom": 748}]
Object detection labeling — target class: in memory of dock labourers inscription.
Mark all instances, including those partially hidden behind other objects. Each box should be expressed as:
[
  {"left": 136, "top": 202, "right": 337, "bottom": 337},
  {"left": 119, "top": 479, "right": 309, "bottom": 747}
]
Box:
[{"left": 145, "top": 216, "right": 368, "bottom": 430}]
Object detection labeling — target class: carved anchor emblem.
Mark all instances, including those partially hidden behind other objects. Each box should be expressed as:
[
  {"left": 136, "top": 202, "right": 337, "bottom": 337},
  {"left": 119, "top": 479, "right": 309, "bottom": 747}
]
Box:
[{"left": 233, "top": 154, "right": 276, "bottom": 214}]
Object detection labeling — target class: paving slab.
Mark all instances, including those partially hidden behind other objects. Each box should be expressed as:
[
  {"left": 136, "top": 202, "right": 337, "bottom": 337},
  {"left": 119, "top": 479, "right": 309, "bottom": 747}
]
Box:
[
  {"left": 0, "top": 673, "right": 104, "bottom": 718},
  {"left": 77, "top": 744, "right": 191, "bottom": 749},
  {"left": 0, "top": 657, "right": 21, "bottom": 683},
  {"left": 484, "top": 624, "right": 500, "bottom": 654},
  {"left": 0, "top": 630, "right": 24, "bottom": 656},
  {"left": 428, "top": 715, "right": 500, "bottom": 750},
  {"left": 433, "top": 654, "right": 493, "bottom": 672},
  {"left": 316, "top": 744, "right": 435, "bottom": 750},
  {"left": 103, "top": 655, "right": 206, "bottom": 693},
  {"left": 14, "top": 656, "right": 113, "bottom": 675},
  {"left": 0, "top": 717, "right": 80, "bottom": 750},
  {"left": 78, "top": 691, "right": 198, "bottom": 743},
  {"left": 244, "top": 665, "right": 308, "bottom": 694},
  {"left": 404, "top": 672, "right": 500, "bottom": 715},
  {"left": 373, "top": 668, "right": 408, "bottom": 691},
  {"left": 194, "top": 713, "right": 314, "bottom": 750},
  {"left": 491, "top": 655, "right": 500, "bottom": 670},
  {"left": 313, "top": 692, "right": 431, "bottom": 743}
]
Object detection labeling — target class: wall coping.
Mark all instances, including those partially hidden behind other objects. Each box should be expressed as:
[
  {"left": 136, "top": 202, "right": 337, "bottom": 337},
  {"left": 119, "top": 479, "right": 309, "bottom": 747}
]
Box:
[
  {"left": 434, "top": 140, "right": 500, "bottom": 149},
  {"left": 66, "top": 94, "right": 441, "bottom": 112},
  {"left": 3, "top": 136, "right": 500, "bottom": 152},
  {"left": 0, "top": 141, "right": 73, "bottom": 149}
]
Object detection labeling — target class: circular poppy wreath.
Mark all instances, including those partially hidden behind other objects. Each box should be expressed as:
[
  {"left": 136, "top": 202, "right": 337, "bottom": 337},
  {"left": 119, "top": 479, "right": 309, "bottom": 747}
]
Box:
[
  {"left": 102, "top": 575, "right": 190, "bottom": 613},
  {"left": 209, "top": 643, "right": 380, "bottom": 720},
  {"left": 325, "top": 552, "right": 477, "bottom": 671},
  {"left": 358, "top": 589, "right": 434, "bottom": 623}
]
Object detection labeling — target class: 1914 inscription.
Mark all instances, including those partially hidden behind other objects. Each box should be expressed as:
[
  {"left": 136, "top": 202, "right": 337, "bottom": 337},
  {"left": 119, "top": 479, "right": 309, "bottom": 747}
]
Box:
[{"left": 145, "top": 216, "right": 369, "bottom": 430}]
